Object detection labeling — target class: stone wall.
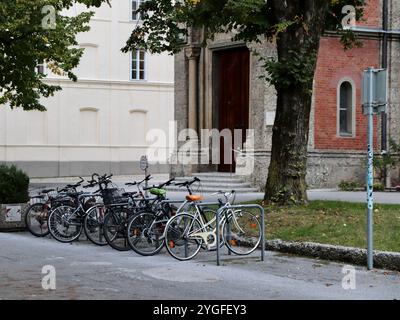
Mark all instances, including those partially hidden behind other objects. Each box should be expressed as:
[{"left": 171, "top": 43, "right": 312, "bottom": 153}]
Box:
[{"left": 238, "top": 150, "right": 366, "bottom": 191}]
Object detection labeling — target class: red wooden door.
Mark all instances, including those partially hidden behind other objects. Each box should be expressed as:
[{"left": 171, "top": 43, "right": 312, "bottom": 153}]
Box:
[{"left": 215, "top": 47, "right": 250, "bottom": 172}]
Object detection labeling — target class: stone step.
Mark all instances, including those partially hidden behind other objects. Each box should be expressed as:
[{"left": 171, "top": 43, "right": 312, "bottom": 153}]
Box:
[
  {"left": 174, "top": 176, "right": 244, "bottom": 184},
  {"left": 190, "top": 181, "right": 252, "bottom": 187},
  {"left": 171, "top": 172, "right": 260, "bottom": 193},
  {"left": 192, "top": 172, "right": 241, "bottom": 178},
  {"left": 172, "top": 182, "right": 252, "bottom": 189},
  {"left": 166, "top": 186, "right": 259, "bottom": 193}
]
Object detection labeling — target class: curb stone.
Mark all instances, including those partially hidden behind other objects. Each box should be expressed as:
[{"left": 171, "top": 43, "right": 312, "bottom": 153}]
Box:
[{"left": 265, "top": 239, "right": 400, "bottom": 272}]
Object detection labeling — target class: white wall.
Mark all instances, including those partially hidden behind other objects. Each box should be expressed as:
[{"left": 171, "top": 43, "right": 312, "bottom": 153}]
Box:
[{"left": 0, "top": 0, "right": 175, "bottom": 177}]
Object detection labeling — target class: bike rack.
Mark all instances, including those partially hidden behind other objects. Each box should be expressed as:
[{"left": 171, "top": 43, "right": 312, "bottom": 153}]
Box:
[{"left": 215, "top": 204, "right": 265, "bottom": 266}]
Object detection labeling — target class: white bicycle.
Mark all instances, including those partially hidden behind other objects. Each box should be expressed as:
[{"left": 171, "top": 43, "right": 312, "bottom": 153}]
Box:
[{"left": 163, "top": 191, "right": 262, "bottom": 261}]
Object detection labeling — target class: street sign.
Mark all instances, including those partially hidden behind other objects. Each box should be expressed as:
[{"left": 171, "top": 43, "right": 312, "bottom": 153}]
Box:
[
  {"left": 139, "top": 155, "right": 149, "bottom": 171},
  {"left": 140, "top": 155, "right": 149, "bottom": 196},
  {"left": 362, "top": 68, "right": 388, "bottom": 114},
  {"left": 362, "top": 67, "right": 388, "bottom": 270}
]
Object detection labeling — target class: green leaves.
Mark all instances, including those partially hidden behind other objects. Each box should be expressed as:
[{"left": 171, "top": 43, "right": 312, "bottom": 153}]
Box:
[
  {"left": 261, "top": 47, "right": 317, "bottom": 91},
  {"left": 0, "top": 164, "right": 29, "bottom": 204},
  {"left": 0, "top": 0, "right": 109, "bottom": 111},
  {"left": 123, "top": 0, "right": 367, "bottom": 91}
]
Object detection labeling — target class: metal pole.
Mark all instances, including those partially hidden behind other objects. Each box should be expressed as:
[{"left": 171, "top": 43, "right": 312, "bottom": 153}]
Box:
[
  {"left": 216, "top": 207, "right": 221, "bottom": 266},
  {"left": 227, "top": 221, "right": 232, "bottom": 256},
  {"left": 184, "top": 216, "right": 188, "bottom": 258},
  {"left": 366, "top": 67, "right": 374, "bottom": 270},
  {"left": 145, "top": 167, "right": 149, "bottom": 198},
  {"left": 260, "top": 205, "right": 265, "bottom": 262}
]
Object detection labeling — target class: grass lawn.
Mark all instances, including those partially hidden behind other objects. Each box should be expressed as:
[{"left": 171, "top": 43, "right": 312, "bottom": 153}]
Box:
[{"left": 257, "top": 200, "right": 400, "bottom": 252}]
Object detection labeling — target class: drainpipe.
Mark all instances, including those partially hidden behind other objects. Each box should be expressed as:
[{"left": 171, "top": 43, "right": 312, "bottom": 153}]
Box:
[
  {"left": 381, "top": 0, "right": 389, "bottom": 187},
  {"left": 381, "top": 0, "right": 388, "bottom": 152}
]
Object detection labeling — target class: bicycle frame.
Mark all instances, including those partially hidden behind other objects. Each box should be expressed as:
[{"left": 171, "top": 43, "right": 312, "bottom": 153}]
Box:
[{"left": 183, "top": 202, "right": 235, "bottom": 250}]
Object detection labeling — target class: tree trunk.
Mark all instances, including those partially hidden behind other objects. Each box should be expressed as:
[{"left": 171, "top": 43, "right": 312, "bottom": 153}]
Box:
[{"left": 264, "top": 0, "right": 329, "bottom": 205}]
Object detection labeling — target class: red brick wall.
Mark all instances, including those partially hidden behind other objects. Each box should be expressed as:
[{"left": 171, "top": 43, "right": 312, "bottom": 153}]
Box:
[
  {"left": 313, "top": 37, "right": 380, "bottom": 150},
  {"left": 358, "top": 0, "right": 381, "bottom": 27}
]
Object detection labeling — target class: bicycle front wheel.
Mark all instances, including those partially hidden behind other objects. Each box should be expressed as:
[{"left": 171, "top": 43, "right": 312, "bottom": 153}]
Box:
[
  {"left": 127, "top": 211, "right": 166, "bottom": 256},
  {"left": 25, "top": 202, "right": 50, "bottom": 237},
  {"left": 48, "top": 205, "right": 83, "bottom": 243},
  {"left": 103, "top": 207, "right": 131, "bottom": 251},
  {"left": 223, "top": 210, "right": 262, "bottom": 255},
  {"left": 84, "top": 205, "right": 107, "bottom": 246},
  {"left": 164, "top": 213, "right": 203, "bottom": 261}
]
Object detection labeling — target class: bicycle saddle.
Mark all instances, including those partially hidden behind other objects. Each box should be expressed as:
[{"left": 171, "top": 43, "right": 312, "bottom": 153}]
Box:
[
  {"left": 31, "top": 195, "right": 45, "bottom": 199},
  {"left": 67, "top": 191, "right": 83, "bottom": 197},
  {"left": 186, "top": 195, "right": 203, "bottom": 202},
  {"left": 41, "top": 189, "right": 55, "bottom": 194},
  {"left": 122, "top": 191, "right": 138, "bottom": 197}
]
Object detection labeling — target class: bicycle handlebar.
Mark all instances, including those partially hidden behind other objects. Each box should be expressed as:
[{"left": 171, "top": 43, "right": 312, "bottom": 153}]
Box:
[
  {"left": 174, "top": 177, "right": 200, "bottom": 187},
  {"left": 142, "top": 178, "right": 175, "bottom": 190},
  {"left": 125, "top": 174, "right": 152, "bottom": 187}
]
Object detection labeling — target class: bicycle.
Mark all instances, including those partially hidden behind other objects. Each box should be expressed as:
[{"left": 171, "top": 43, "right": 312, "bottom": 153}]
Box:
[
  {"left": 125, "top": 177, "right": 206, "bottom": 256},
  {"left": 163, "top": 190, "right": 262, "bottom": 261},
  {"left": 100, "top": 174, "right": 157, "bottom": 251},
  {"left": 125, "top": 177, "right": 179, "bottom": 256},
  {"left": 25, "top": 178, "right": 84, "bottom": 237},
  {"left": 47, "top": 176, "right": 105, "bottom": 244}
]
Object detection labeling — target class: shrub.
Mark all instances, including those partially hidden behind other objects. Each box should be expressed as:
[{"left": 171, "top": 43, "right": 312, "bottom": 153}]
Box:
[
  {"left": 0, "top": 165, "right": 29, "bottom": 204},
  {"left": 373, "top": 182, "right": 385, "bottom": 192},
  {"left": 338, "top": 180, "right": 360, "bottom": 191}
]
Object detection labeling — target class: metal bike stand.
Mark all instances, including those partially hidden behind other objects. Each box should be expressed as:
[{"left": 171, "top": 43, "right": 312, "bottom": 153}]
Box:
[{"left": 215, "top": 204, "right": 265, "bottom": 266}]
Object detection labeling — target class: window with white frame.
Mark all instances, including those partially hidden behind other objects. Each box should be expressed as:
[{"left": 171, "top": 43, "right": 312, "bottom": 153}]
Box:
[
  {"left": 131, "top": 0, "right": 145, "bottom": 21},
  {"left": 131, "top": 49, "right": 146, "bottom": 80},
  {"left": 338, "top": 80, "right": 355, "bottom": 136}
]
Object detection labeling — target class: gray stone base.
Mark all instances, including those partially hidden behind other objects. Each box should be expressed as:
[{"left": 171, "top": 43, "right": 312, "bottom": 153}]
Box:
[
  {"left": 0, "top": 203, "right": 28, "bottom": 231},
  {"left": 238, "top": 150, "right": 367, "bottom": 191},
  {"left": 169, "top": 150, "right": 368, "bottom": 190},
  {"left": 266, "top": 239, "right": 400, "bottom": 272}
]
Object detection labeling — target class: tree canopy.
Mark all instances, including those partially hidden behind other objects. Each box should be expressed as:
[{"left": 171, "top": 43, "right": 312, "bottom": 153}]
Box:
[
  {"left": 121, "top": 0, "right": 368, "bottom": 205},
  {"left": 122, "top": 0, "right": 366, "bottom": 93},
  {"left": 123, "top": 0, "right": 366, "bottom": 55},
  {"left": 0, "top": 0, "right": 109, "bottom": 111}
]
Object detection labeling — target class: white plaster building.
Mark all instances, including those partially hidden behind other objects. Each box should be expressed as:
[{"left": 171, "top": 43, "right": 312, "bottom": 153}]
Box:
[{"left": 0, "top": 1, "right": 174, "bottom": 177}]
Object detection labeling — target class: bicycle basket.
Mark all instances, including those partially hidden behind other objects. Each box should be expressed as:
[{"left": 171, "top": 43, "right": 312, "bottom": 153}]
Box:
[{"left": 102, "top": 188, "right": 126, "bottom": 205}]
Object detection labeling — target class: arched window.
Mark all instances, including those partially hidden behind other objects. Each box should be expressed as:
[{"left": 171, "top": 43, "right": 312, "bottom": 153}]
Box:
[
  {"left": 337, "top": 79, "right": 355, "bottom": 136},
  {"left": 79, "top": 107, "right": 99, "bottom": 145}
]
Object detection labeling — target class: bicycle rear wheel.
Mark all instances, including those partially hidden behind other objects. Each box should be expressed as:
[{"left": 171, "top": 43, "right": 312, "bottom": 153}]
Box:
[
  {"left": 103, "top": 207, "right": 131, "bottom": 251},
  {"left": 25, "top": 202, "right": 50, "bottom": 237},
  {"left": 223, "top": 210, "right": 261, "bottom": 255},
  {"left": 84, "top": 205, "right": 107, "bottom": 246},
  {"left": 127, "top": 211, "right": 166, "bottom": 256},
  {"left": 48, "top": 205, "right": 83, "bottom": 243},
  {"left": 164, "top": 213, "right": 203, "bottom": 261}
]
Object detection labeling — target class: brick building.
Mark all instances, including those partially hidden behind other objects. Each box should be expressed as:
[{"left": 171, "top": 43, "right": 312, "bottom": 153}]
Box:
[{"left": 171, "top": 0, "right": 400, "bottom": 190}]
